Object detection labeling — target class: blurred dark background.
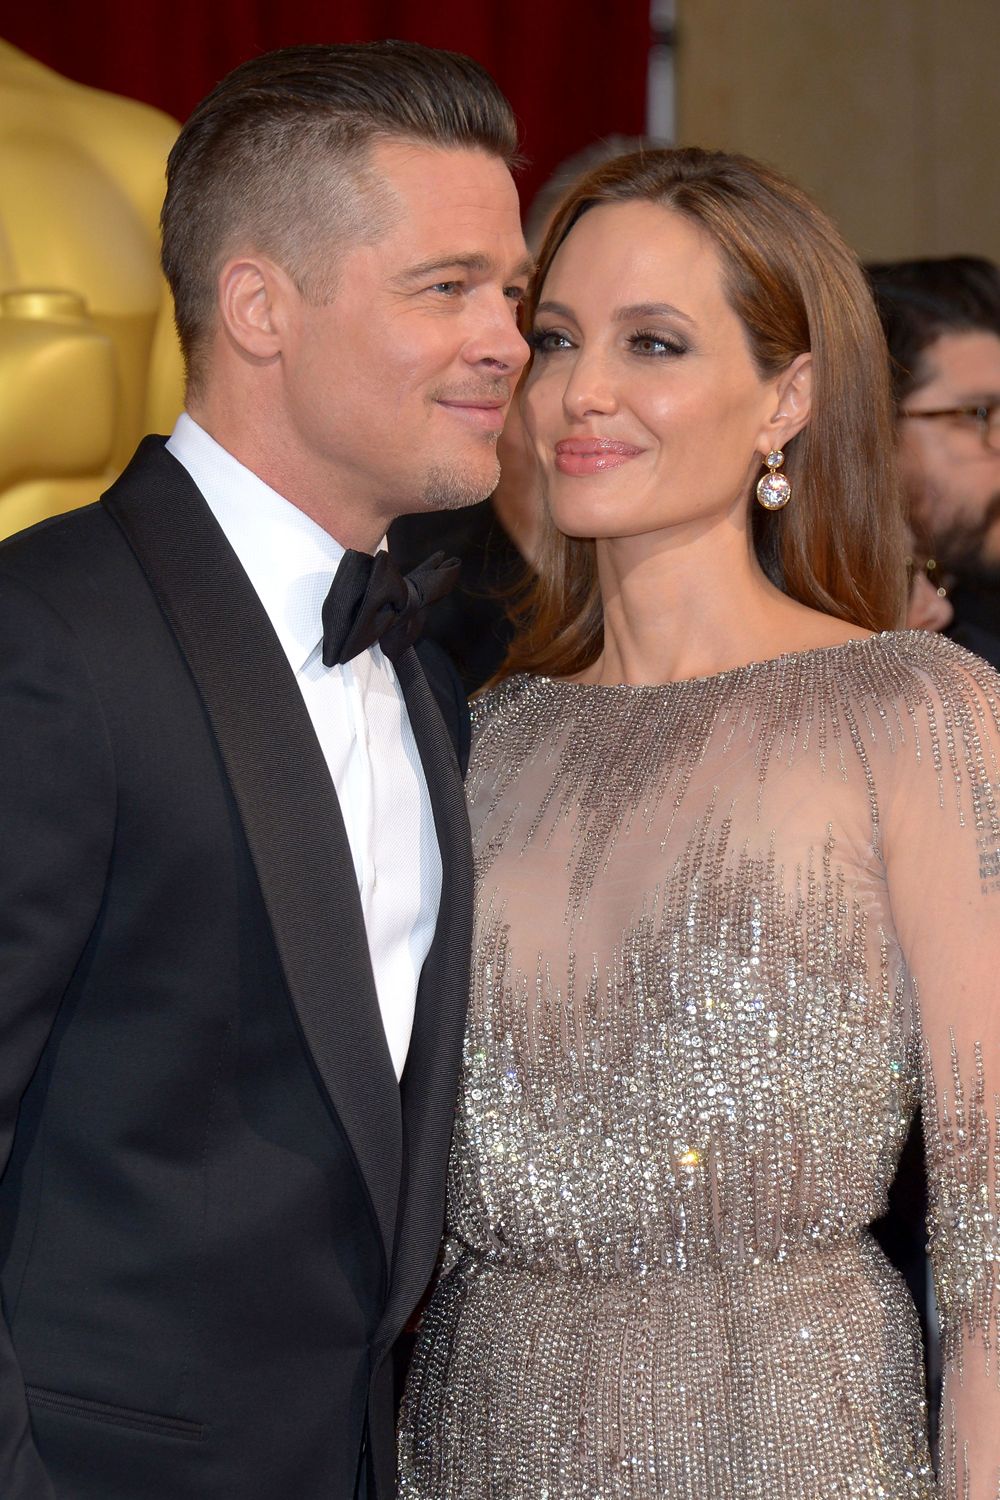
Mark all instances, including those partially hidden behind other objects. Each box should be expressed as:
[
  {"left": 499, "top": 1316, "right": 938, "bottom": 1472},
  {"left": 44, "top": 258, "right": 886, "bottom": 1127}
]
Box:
[{"left": 0, "top": 1, "right": 650, "bottom": 210}]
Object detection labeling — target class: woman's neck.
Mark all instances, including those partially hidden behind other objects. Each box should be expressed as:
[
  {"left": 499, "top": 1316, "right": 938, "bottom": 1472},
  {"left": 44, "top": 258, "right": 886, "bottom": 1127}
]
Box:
[{"left": 577, "top": 521, "right": 867, "bottom": 686}]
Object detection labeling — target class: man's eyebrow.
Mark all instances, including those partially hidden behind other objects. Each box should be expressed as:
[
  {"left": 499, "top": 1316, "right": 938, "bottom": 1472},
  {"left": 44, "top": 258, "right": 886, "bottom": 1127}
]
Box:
[{"left": 397, "top": 252, "right": 535, "bottom": 283}]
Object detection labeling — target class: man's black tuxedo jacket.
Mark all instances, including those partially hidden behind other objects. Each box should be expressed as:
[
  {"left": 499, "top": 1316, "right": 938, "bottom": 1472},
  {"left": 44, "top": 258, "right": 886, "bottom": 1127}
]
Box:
[{"left": 0, "top": 440, "right": 473, "bottom": 1500}]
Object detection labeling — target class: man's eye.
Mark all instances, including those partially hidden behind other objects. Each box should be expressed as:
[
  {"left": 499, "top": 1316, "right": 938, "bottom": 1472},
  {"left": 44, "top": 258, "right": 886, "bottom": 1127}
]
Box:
[
  {"left": 429, "top": 281, "right": 462, "bottom": 296},
  {"left": 504, "top": 286, "right": 527, "bottom": 305}
]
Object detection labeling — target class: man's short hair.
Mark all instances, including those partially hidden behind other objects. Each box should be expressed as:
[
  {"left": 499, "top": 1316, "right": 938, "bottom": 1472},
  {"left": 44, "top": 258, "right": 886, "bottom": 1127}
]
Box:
[
  {"left": 161, "top": 41, "right": 519, "bottom": 392},
  {"left": 866, "top": 256, "right": 1000, "bottom": 404}
]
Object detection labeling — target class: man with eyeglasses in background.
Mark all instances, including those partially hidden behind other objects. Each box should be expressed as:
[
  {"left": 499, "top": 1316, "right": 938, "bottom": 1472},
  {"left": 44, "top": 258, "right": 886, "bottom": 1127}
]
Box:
[{"left": 869, "top": 256, "right": 1000, "bottom": 667}]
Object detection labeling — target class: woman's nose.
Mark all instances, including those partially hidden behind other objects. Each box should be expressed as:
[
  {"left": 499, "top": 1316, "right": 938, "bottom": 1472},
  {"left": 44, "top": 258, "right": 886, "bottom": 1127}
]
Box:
[{"left": 561, "top": 350, "right": 618, "bottom": 420}]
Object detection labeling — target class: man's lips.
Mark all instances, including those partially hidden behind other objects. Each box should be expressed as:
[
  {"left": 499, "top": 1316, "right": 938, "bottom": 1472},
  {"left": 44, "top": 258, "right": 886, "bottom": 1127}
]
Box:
[
  {"left": 437, "top": 397, "right": 508, "bottom": 431},
  {"left": 554, "top": 437, "right": 644, "bottom": 475}
]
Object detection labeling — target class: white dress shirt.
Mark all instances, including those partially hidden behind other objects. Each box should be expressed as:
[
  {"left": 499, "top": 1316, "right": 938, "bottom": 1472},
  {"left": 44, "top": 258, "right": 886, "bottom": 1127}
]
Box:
[{"left": 166, "top": 413, "right": 442, "bottom": 1079}]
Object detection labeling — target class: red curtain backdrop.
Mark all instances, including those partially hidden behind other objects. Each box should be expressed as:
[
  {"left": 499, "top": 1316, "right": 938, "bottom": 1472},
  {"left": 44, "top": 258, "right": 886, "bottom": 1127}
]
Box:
[{"left": 2, "top": 1, "right": 650, "bottom": 210}]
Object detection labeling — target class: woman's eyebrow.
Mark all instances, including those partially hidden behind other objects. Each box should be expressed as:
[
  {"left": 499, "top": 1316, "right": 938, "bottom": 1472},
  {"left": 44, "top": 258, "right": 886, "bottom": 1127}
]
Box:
[{"left": 614, "top": 301, "right": 695, "bottom": 325}]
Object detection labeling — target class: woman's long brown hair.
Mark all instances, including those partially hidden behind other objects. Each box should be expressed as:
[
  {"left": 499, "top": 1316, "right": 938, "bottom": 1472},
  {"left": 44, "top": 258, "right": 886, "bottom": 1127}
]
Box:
[{"left": 500, "top": 147, "right": 906, "bottom": 683}]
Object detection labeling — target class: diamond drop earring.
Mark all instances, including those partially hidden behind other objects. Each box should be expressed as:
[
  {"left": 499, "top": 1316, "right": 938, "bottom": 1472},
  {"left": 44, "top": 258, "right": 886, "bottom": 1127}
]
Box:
[{"left": 756, "top": 449, "right": 791, "bottom": 510}]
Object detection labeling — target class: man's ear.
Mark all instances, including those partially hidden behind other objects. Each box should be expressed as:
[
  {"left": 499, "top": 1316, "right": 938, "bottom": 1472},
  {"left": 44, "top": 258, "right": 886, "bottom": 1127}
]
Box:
[
  {"left": 756, "top": 352, "right": 813, "bottom": 455},
  {"left": 217, "top": 255, "right": 292, "bottom": 361}
]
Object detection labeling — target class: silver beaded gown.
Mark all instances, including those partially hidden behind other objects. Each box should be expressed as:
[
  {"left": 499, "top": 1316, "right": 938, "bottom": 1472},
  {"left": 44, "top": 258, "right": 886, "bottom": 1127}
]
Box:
[{"left": 398, "top": 632, "right": 1000, "bottom": 1499}]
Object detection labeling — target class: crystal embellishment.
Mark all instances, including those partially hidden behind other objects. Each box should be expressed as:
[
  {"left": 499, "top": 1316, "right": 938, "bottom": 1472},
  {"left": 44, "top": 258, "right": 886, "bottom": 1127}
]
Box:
[
  {"left": 757, "top": 448, "right": 791, "bottom": 510},
  {"left": 757, "top": 472, "right": 792, "bottom": 510}
]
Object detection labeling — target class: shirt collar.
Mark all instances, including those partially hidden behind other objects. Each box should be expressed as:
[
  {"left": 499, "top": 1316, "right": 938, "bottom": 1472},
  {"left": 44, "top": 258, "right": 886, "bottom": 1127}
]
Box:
[{"left": 166, "top": 412, "right": 352, "bottom": 674}]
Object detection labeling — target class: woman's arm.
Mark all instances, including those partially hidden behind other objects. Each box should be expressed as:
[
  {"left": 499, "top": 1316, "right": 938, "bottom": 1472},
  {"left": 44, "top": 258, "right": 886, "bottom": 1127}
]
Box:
[{"left": 883, "top": 645, "right": 1000, "bottom": 1500}]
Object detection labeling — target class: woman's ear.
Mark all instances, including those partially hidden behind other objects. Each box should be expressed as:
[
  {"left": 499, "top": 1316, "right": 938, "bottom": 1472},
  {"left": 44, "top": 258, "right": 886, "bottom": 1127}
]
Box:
[
  {"left": 756, "top": 352, "right": 813, "bottom": 454},
  {"left": 217, "top": 255, "right": 290, "bottom": 362}
]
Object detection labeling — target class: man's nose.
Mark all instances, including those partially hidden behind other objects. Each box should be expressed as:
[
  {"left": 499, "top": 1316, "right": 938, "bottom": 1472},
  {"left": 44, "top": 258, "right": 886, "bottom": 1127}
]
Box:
[{"left": 465, "top": 296, "right": 531, "bottom": 376}]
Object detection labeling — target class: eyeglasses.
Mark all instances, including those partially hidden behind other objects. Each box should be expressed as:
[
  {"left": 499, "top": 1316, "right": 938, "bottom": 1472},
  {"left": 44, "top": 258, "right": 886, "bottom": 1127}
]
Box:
[
  {"left": 899, "top": 402, "right": 1000, "bottom": 453},
  {"left": 905, "top": 554, "right": 951, "bottom": 598}
]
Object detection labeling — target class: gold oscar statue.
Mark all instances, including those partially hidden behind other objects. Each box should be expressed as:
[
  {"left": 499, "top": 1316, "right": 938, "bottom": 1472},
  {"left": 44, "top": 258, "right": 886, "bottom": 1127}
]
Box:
[{"left": 0, "top": 40, "right": 185, "bottom": 539}]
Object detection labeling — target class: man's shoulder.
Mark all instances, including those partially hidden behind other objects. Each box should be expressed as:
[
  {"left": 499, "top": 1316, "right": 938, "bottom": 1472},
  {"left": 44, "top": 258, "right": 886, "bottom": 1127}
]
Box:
[
  {"left": 0, "top": 436, "right": 181, "bottom": 593},
  {"left": 0, "top": 439, "right": 189, "bottom": 641},
  {"left": 0, "top": 500, "right": 124, "bottom": 591}
]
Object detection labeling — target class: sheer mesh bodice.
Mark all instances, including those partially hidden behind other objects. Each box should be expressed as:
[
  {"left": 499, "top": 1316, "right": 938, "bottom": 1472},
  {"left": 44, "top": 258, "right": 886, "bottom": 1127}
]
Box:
[{"left": 398, "top": 631, "right": 1000, "bottom": 1499}]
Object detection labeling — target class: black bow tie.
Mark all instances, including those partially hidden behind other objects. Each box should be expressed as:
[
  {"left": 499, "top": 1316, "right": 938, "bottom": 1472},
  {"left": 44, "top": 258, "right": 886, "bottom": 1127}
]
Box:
[{"left": 321, "top": 548, "right": 461, "bottom": 666}]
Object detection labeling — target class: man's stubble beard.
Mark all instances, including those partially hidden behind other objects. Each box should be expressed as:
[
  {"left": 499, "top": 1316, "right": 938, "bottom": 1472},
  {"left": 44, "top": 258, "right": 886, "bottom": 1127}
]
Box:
[
  {"left": 943, "top": 495, "right": 1000, "bottom": 586},
  {"left": 416, "top": 377, "right": 510, "bottom": 512},
  {"left": 420, "top": 441, "right": 502, "bottom": 514},
  {"left": 915, "top": 482, "right": 1000, "bottom": 586}
]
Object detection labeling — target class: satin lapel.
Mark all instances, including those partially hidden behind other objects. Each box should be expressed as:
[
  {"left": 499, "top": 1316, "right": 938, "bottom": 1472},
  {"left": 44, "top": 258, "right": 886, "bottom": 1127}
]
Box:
[
  {"left": 375, "top": 648, "right": 473, "bottom": 1352},
  {"left": 102, "top": 439, "right": 402, "bottom": 1267}
]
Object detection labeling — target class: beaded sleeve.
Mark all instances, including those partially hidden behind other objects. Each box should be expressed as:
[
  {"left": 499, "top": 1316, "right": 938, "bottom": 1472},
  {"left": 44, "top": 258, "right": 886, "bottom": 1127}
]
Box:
[{"left": 883, "top": 647, "right": 1000, "bottom": 1500}]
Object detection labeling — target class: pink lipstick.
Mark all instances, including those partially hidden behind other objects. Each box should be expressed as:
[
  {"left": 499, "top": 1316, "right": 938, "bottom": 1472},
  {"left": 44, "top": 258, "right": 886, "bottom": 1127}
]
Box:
[{"left": 554, "top": 437, "right": 643, "bottom": 476}]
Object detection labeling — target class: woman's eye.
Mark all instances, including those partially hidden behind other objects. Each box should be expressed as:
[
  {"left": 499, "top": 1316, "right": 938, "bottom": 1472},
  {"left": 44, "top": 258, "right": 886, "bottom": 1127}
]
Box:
[
  {"left": 527, "top": 328, "right": 573, "bottom": 354},
  {"left": 628, "top": 330, "right": 687, "bottom": 357}
]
